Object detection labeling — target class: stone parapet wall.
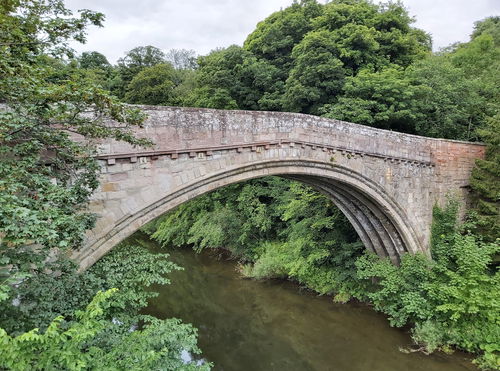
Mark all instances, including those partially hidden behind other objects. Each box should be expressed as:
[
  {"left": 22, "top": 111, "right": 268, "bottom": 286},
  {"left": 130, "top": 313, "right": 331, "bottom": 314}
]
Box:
[{"left": 98, "top": 105, "right": 483, "bottom": 164}]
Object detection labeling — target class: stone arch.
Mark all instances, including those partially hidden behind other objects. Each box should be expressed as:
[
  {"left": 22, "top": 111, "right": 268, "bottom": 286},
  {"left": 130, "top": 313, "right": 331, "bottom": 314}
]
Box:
[{"left": 76, "top": 159, "right": 425, "bottom": 270}]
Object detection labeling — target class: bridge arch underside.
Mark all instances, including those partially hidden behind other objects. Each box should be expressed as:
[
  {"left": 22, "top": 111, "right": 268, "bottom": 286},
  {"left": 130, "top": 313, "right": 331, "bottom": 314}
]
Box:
[{"left": 77, "top": 160, "right": 426, "bottom": 270}]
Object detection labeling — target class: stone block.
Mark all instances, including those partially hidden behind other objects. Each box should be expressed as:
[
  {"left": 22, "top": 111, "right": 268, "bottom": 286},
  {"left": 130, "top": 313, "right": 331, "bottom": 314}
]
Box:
[
  {"left": 101, "top": 182, "right": 119, "bottom": 192},
  {"left": 109, "top": 172, "right": 128, "bottom": 182}
]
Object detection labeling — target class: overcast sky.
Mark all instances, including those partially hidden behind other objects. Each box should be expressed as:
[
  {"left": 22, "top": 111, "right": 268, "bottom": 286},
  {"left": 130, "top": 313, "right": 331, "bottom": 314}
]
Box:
[{"left": 66, "top": 0, "right": 500, "bottom": 63}]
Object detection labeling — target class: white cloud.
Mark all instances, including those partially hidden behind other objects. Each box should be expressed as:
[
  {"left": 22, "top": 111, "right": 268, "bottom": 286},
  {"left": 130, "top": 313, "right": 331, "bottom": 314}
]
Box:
[
  {"left": 393, "top": 0, "right": 500, "bottom": 50},
  {"left": 66, "top": 0, "right": 500, "bottom": 63}
]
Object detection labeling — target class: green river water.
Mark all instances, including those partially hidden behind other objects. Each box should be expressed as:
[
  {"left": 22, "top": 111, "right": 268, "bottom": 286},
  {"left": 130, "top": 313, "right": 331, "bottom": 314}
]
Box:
[{"left": 134, "top": 233, "right": 476, "bottom": 371}]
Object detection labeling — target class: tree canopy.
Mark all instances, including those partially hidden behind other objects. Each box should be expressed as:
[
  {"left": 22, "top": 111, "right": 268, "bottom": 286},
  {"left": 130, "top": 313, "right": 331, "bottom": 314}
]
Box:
[
  {"left": 0, "top": 1, "right": 209, "bottom": 368},
  {"left": 240, "top": 0, "right": 431, "bottom": 114},
  {"left": 0, "top": 0, "right": 150, "bottom": 277},
  {"left": 79, "top": 51, "right": 111, "bottom": 70}
]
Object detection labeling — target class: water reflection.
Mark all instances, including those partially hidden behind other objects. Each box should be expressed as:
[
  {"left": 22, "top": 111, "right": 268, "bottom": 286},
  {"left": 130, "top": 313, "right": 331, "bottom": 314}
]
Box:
[{"left": 134, "top": 233, "right": 476, "bottom": 371}]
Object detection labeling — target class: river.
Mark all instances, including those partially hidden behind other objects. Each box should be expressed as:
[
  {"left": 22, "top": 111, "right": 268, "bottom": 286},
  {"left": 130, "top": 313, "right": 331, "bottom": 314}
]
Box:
[{"left": 133, "top": 233, "right": 476, "bottom": 371}]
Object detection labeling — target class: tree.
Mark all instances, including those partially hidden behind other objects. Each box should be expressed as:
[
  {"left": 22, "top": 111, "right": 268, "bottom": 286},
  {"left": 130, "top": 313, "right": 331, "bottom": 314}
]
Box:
[
  {"left": 321, "top": 66, "right": 421, "bottom": 133},
  {"left": 124, "top": 62, "right": 197, "bottom": 106},
  {"left": 283, "top": 29, "right": 345, "bottom": 113},
  {"left": 321, "top": 29, "right": 499, "bottom": 140},
  {"left": 244, "top": 0, "right": 322, "bottom": 74},
  {"left": 0, "top": 289, "right": 210, "bottom": 370},
  {"left": 165, "top": 48, "right": 197, "bottom": 70},
  {"left": 471, "top": 16, "right": 500, "bottom": 45},
  {"left": 117, "top": 45, "right": 166, "bottom": 74},
  {"left": 408, "top": 54, "right": 486, "bottom": 140},
  {"left": 239, "top": 0, "right": 430, "bottom": 115},
  {"left": 282, "top": 0, "right": 429, "bottom": 114},
  {"left": 0, "top": 0, "right": 150, "bottom": 302},
  {"left": 470, "top": 115, "right": 500, "bottom": 241},
  {"left": 125, "top": 63, "right": 178, "bottom": 105},
  {"left": 77, "top": 51, "right": 114, "bottom": 91},
  {"left": 187, "top": 45, "right": 282, "bottom": 110},
  {"left": 112, "top": 45, "right": 166, "bottom": 98},
  {"left": 78, "top": 51, "right": 111, "bottom": 70}
]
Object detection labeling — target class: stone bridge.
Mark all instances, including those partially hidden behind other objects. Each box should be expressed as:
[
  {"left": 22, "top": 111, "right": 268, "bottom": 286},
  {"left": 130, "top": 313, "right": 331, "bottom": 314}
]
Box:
[{"left": 73, "top": 106, "right": 485, "bottom": 270}]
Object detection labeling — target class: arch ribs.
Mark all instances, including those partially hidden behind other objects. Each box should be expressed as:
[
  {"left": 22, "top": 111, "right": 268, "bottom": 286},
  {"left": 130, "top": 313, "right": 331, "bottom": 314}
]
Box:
[{"left": 74, "top": 106, "right": 484, "bottom": 269}]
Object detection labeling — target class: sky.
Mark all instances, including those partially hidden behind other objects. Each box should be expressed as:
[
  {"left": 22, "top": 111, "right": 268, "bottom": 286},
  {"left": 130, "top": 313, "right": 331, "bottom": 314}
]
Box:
[{"left": 66, "top": 0, "right": 500, "bottom": 64}]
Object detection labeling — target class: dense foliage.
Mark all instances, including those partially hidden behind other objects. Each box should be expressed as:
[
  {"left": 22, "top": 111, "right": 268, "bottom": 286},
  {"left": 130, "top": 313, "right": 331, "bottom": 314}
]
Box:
[
  {"left": 0, "top": 0, "right": 208, "bottom": 368},
  {"left": 469, "top": 115, "right": 500, "bottom": 242},
  {"left": 147, "top": 178, "right": 363, "bottom": 298},
  {"left": 70, "top": 1, "right": 499, "bottom": 146},
  {"left": 0, "top": 241, "right": 210, "bottom": 370},
  {"left": 324, "top": 30, "right": 500, "bottom": 139},
  {"left": 102, "top": 1, "right": 498, "bottom": 145},
  {"left": 0, "top": 0, "right": 151, "bottom": 283},
  {"left": 149, "top": 182, "right": 499, "bottom": 369},
  {"left": 188, "top": 0, "right": 431, "bottom": 114}
]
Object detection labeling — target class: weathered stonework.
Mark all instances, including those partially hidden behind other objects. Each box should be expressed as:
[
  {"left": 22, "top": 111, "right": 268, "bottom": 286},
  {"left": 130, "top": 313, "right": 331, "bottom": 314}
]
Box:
[{"left": 73, "top": 105, "right": 485, "bottom": 270}]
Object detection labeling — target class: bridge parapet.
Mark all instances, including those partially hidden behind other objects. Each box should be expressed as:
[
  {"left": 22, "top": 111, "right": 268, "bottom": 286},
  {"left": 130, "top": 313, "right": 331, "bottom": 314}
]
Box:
[{"left": 97, "top": 106, "right": 483, "bottom": 178}]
